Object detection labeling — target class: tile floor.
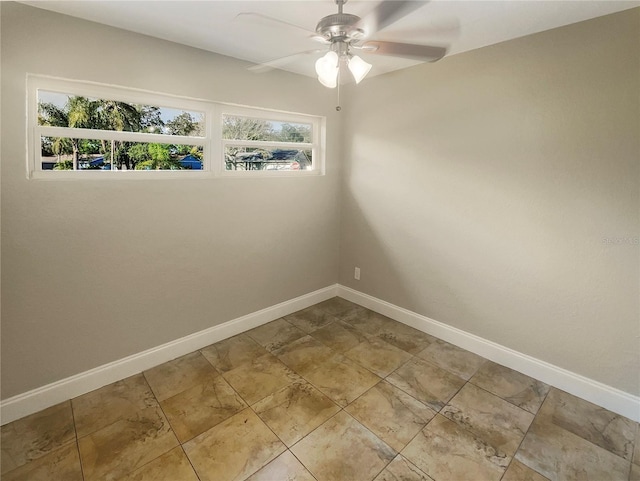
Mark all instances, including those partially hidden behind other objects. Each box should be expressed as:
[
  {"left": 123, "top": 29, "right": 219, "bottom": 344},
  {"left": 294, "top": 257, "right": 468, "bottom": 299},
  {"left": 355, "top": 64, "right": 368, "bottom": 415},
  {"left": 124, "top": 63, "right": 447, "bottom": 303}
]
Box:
[{"left": 1, "top": 297, "right": 638, "bottom": 481}]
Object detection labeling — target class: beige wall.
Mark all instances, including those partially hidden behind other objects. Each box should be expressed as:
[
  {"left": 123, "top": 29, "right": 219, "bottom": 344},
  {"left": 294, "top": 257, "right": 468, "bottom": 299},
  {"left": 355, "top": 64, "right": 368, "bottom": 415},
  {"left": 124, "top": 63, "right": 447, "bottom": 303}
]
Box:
[
  {"left": 2, "top": 3, "right": 638, "bottom": 402},
  {"left": 339, "top": 9, "right": 639, "bottom": 395},
  {"left": 0, "top": 3, "right": 341, "bottom": 398}
]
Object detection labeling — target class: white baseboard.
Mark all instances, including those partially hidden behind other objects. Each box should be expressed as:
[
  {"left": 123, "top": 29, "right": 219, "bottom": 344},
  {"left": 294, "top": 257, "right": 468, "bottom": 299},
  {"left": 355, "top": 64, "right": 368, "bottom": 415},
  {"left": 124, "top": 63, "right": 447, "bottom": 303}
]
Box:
[
  {"left": 0, "top": 285, "right": 339, "bottom": 425},
  {"left": 337, "top": 285, "right": 640, "bottom": 423},
  {"left": 3, "top": 283, "right": 638, "bottom": 425}
]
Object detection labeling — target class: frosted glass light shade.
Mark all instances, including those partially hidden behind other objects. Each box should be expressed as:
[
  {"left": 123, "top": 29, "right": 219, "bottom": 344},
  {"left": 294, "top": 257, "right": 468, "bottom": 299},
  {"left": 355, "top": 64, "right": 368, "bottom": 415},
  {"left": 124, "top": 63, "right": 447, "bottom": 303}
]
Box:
[
  {"left": 348, "top": 55, "right": 372, "bottom": 84},
  {"left": 315, "top": 51, "right": 339, "bottom": 88}
]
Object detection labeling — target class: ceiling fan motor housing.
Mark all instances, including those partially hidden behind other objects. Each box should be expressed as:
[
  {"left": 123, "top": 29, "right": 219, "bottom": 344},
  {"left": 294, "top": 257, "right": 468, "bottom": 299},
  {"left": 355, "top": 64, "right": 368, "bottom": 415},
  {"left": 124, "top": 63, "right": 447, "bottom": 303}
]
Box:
[{"left": 316, "top": 13, "right": 365, "bottom": 43}]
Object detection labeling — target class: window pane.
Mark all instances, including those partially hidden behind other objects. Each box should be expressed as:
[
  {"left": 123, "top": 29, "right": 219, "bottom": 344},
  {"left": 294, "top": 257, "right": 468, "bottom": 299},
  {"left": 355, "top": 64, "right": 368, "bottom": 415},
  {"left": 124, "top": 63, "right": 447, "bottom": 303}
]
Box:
[
  {"left": 41, "top": 136, "right": 203, "bottom": 171},
  {"left": 225, "top": 147, "right": 312, "bottom": 171},
  {"left": 38, "top": 90, "right": 205, "bottom": 137},
  {"left": 222, "top": 115, "right": 312, "bottom": 143}
]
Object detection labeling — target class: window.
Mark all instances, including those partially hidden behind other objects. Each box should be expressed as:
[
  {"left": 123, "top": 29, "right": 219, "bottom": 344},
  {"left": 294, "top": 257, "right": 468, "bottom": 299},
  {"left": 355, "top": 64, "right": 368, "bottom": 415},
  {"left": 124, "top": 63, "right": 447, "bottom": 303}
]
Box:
[
  {"left": 222, "top": 109, "right": 316, "bottom": 173},
  {"left": 29, "top": 77, "right": 210, "bottom": 177},
  {"left": 27, "top": 76, "right": 325, "bottom": 178}
]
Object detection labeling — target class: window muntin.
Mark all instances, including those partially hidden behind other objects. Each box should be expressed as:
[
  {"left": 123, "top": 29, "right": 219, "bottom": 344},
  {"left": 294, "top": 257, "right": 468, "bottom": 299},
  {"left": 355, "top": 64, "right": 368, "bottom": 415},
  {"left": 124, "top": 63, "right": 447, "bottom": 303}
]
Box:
[
  {"left": 28, "top": 76, "right": 324, "bottom": 178},
  {"left": 224, "top": 147, "right": 311, "bottom": 171},
  {"left": 40, "top": 136, "right": 203, "bottom": 171},
  {"left": 222, "top": 113, "right": 316, "bottom": 172},
  {"left": 34, "top": 82, "right": 207, "bottom": 173},
  {"left": 38, "top": 90, "right": 206, "bottom": 137},
  {"left": 222, "top": 116, "right": 312, "bottom": 143}
]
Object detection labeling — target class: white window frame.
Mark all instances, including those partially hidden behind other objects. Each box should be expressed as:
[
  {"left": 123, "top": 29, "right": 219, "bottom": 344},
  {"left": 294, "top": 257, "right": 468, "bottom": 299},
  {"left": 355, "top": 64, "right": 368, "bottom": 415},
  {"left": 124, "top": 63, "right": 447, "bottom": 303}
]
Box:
[
  {"left": 28, "top": 76, "right": 212, "bottom": 179},
  {"left": 219, "top": 105, "right": 323, "bottom": 177},
  {"left": 27, "top": 75, "right": 325, "bottom": 179}
]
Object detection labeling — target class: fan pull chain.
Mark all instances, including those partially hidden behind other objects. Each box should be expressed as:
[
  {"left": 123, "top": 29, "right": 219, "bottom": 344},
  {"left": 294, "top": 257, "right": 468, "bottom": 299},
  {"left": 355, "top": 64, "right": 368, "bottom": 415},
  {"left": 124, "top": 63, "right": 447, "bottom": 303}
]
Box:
[{"left": 336, "top": 66, "right": 342, "bottom": 111}]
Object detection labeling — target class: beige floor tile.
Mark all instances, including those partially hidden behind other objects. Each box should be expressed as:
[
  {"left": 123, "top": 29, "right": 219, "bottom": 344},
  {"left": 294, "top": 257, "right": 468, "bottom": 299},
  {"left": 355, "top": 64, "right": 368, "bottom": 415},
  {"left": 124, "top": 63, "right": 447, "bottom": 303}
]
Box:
[
  {"left": 302, "top": 353, "right": 381, "bottom": 407},
  {"left": 311, "top": 320, "right": 369, "bottom": 353},
  {"left": 470, "top": 362, "right": 550, "bottom": 414},
  {"left": 223, "top": 352, "right": 301, "bottom": 405},
  {"left": 536, "top": 388, "right": 636, "bottom": 461},
  {"left": 1, "top": 442, "right": 82, "bottom": 481},
  {"left": 501, "top": 460, "right": 550, "bottom": 481},
  {"left": 416, "top": 339, "right": 485, "bottom": 380},
  {"left": 342, "top": 309, "right": 397, "bottom": 335},
  {"left": 183, "top": 408, "right": 285, "bottom": 481},
  {"left": 78, "top": 404, "right": 178, "bottom": 481},
  {"left": 273, "top": 334, "right": 335, "bottom": 375},
  {"left": 2, "top": 443, "right": 82, "bottom": 481},
  {"left": 245, "top": 450, "right": 316, "bottom": 481},
  {"left": 314, "top": 297, "right": 363, "bottom": 318},
  {"left": 386, "top": 357, "right": 465, "bottom": 412},
  {"left": 635, "top": 423, "right": 640, "bottom": 465},
  {"left": 402, "top": 414, "right": 508, "bottom": 481},
  {"left": 346, "top": 380, "right": 436, "bottom": 452},
  {"left": 284, "top": 305, "right": 339, "bottom": 333},
  {"left": 344, "top": 335, "right": 412, "bottom": 377},
  {"left": 253, "top": 381, "right": 340, "bottom": 446},
  {"left": 515, "top": 417, "right": 631, "bottom": 481},
  {"left": 200, "top": 334, "right": 267, "bottom": 373},
  {"left": 291, "top": 411, "right": 396, "bottom": 481},
  {"left": 1, "top": 401, "right": 75, "bottom": 474},
  {"left": 441, "top": 383, "right": 534, "bottom": 458},
  {"left": 73, "top": 373, "right": 158, "bottom": 438},
  {"left": 144, "top": 351, "right": 219, "bottom": 401},
  {"left": 160, "top": 375, "right": 246, "bottom": 442},
  {"left": 246, "top": 318, "right": 306, "bottom": 352},
  {"left": 376, "top": 322, "right": 436, "bottom": 356},
  {"left": 5, "top": 298, "right": 633, "bottom": 481},
  {"left": 373, "top": 455, "right": 434, "bottom": 481},
  {"left": 121, "top": 447, "right": 199, "bottom": 481}
]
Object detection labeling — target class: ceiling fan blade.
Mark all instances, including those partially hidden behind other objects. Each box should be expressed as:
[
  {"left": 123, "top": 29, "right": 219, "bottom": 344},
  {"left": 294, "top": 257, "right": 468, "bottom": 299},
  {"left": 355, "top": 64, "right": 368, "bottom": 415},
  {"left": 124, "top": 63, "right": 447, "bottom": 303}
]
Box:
[
  {"left": 359, "top": 41, "right": 446, "bottom": 62},
  {"left": 248, "top": 50, "right": 323, "bottom": 73},
  {"left": 234, "top": 12, "right": 316, "bottom": 37},
  {"left": 358, "top": 0, "right": 429, "bottom": 36}
]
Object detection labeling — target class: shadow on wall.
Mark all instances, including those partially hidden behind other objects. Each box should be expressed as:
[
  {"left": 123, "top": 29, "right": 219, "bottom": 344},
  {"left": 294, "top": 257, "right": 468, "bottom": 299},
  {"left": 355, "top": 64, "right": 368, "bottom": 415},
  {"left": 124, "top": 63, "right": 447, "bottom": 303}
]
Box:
[
  {"left": 339, "top": 119, "right": 634, "bottom": 335},
  {"left": 339, "top": 162, "right": 485, "bottom": 326}
]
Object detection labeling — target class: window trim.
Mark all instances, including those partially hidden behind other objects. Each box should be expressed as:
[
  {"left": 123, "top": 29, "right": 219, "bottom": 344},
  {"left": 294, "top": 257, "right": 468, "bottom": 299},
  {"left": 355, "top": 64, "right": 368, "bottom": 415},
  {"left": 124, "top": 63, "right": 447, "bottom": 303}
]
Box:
[
  {"left": 27, "top": 75, "right": 325, "bottom": 179},
  {"left": 219, "top": 105, "right": 322, "bottom": 177}
]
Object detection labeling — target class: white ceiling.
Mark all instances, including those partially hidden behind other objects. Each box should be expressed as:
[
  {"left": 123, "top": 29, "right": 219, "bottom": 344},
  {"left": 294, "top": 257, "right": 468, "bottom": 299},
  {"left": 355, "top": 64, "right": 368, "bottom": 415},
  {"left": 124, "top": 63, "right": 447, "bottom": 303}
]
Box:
[{"left": 23, "top": 1, "right": 640, "bottom": 79}]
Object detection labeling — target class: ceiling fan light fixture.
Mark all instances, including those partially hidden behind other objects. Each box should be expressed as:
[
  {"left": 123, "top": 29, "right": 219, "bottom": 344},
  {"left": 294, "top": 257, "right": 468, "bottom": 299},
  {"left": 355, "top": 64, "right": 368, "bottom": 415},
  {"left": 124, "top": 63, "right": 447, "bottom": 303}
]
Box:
[
  {"left": 243, "top": 1, "right": 448, "bottom": 88},
  {"left": 315, "top": 50, "right": 339, "bottom": 88},
  {"left": 347, "top": 54, "right": 372, "bottom": 84}
]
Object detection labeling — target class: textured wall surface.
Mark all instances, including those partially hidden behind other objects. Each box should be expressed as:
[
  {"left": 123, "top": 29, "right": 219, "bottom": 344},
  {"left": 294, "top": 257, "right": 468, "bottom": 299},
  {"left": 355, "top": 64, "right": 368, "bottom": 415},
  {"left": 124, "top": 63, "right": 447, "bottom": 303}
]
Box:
[
  {"left": 339, "top": 9, "right": 639, "bottom": 395},
  {"left": 2, "top": 4, "right": 638, "bottom": 401},
  {"left": 1, "top": 3, "right": 341, "bottom": 398}
]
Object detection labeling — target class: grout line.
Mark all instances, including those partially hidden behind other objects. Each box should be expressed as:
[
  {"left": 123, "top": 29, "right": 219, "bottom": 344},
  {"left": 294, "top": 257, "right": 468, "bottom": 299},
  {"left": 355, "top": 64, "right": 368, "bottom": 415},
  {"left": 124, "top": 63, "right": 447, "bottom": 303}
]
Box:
[
  {"left": 287, "top": 449, "right": 321, "bottom": 481},
  {"left": 464, "top": 382, "right": 537, "bottom": 417},
  {"left": 5, "top": 298, "right": 633, "bottom": 480},
  {"left": 541, "top": 386, "right": 637, "bottom": 464},
  {"left": 69, "top": 399, "right": 87, "bottom": 481},
  {"left": 466, "top": 368, "right": 550, "bottom": 416},
  {"left": 633, "top": 425, "right": 640, "bottom": 467},
  {"left": 341, "top": 408, "right": 398, "bottom": 474},
  {"left": 180, "top": 443, "right": 203, "bottom": 481},
  {"left": 499, "top": 387, "right": 553, "bottom": 481},
  {"left": 119, "top": 374, "right": 183, "bottom": 479}
]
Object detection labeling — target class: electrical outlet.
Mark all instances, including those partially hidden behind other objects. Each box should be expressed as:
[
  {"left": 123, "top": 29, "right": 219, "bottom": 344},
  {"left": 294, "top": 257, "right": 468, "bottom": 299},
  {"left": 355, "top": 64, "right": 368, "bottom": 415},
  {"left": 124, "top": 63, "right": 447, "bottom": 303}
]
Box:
[{"left": 354, "top": 267, "right": 361, "bottom": 280}]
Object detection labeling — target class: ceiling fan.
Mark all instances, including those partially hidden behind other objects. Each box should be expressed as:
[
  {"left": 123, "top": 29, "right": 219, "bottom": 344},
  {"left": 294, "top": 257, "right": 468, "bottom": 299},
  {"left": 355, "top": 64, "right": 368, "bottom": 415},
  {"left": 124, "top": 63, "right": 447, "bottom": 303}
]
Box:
[{"left": 237, "top": 0, "right": 448, "bottom": 88}]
